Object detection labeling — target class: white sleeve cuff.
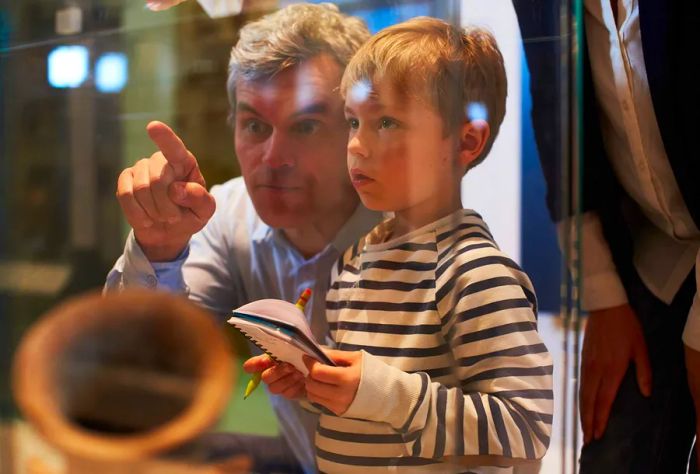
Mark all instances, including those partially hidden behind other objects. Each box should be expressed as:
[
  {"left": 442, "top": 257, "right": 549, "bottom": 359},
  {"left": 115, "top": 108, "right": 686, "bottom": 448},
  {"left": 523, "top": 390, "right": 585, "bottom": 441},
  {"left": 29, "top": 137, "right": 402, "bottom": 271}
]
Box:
[
  {"left": 582, "top": 271, "right": 629, "bottom": 311},
  {"left": 120, "top": 230, "right": 159, "bottom": 289},
  {"left": 342, "top": 350, "right": 424, "bottom": 431},
  {"left": 559, "top": 212, "right": 629, "bottom": 311}
]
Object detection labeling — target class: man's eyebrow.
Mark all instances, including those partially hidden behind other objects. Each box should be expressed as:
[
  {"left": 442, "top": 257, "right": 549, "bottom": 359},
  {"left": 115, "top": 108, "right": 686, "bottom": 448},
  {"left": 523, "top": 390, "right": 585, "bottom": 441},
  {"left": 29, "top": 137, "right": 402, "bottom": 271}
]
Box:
[
  {"left": 292, "top": 102, "right": 329, "bottom": 117},
  {"left": 236, "top": 101, "right": 259, "bottom": 115}
]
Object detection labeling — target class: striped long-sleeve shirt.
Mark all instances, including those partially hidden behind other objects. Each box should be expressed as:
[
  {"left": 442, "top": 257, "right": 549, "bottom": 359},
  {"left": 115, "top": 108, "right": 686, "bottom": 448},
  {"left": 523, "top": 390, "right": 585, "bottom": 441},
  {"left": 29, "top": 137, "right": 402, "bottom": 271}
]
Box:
[{"left": 318, "top": 209, "right": 553, "bottom": 473}]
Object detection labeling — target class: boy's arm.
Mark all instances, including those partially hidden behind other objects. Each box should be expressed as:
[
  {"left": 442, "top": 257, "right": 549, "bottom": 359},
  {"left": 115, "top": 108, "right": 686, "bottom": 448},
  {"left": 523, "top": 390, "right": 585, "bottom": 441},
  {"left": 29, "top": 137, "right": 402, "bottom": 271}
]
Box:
[{"left": 339, "top": 250, "right": 553, "bottom": 462}]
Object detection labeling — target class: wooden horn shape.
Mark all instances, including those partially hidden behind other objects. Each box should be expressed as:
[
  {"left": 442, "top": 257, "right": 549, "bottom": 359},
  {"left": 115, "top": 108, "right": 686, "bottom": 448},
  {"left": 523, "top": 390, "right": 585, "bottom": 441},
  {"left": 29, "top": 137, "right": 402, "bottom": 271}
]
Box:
[{"left": 12, "top": 289, "right": 234, "bottom": 463}]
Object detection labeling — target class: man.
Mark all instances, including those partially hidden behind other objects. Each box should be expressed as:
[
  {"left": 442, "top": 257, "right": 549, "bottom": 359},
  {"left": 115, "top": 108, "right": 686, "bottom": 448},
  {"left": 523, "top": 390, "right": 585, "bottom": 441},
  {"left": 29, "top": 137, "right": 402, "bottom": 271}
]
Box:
[
  {"left": 105, "top": 4, "right": 376, "bottom": 472},
  {"left": 514, "top": 0, "right": 699, "bottom": 472}
]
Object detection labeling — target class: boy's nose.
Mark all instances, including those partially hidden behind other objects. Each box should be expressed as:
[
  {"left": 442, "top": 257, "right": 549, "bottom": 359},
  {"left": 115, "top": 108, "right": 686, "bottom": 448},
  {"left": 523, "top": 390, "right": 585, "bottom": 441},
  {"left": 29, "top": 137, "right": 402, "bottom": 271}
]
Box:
[{"left": 347, "top": 134, "right": 369, "bottom": 160}]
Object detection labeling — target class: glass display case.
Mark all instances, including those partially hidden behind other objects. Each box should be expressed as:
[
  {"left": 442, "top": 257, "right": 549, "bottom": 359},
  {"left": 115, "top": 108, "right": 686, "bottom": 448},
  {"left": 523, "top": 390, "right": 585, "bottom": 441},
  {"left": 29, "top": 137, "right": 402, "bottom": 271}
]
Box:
[{"left": 0, "top": 1, "right": 583, "bottom": 472}]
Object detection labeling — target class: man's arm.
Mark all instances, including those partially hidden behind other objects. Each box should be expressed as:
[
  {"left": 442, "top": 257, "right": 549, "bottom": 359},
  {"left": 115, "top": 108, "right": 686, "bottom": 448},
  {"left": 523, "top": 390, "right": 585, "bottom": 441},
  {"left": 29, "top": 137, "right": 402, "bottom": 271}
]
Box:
[
  {"left": 105, "top": 121, "right": 245, "bottom": 318},
  {"left": 513, "top": 2, "right": 651, "bottom": 445},
  {"left": 104, "top": 230, "right": 189, "bottom": 293},
  {"left": 560, "top": 212, "right": 652, "bottom": 443}
]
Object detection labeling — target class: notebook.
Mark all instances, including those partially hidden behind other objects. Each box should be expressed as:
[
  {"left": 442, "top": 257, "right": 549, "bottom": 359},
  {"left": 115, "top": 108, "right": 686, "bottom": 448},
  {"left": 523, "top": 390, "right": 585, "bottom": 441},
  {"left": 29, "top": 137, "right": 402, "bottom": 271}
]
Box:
[{"left": 227, "top": 298, "right": 335, "bottom": 376}]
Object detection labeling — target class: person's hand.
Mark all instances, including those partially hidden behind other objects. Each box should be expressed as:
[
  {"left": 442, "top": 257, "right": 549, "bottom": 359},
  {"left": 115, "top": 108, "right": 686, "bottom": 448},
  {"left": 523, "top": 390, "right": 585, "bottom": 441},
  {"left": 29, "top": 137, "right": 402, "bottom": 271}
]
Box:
[
  {"left": 116, "top": 121, "right": 215, "bottom": 262},
  {"left": 580, "top": 303, "right": 652, "bottom": 444},
  {"left": 684, "top": 345, "right": 700, "bottom": 470},
  {"left": 243, "top": 355, "right": 306, "bottom": 400},
  {"left": 145, "top": 0, "right": 188, "bottom": 11},
  {"left": 304, "top": 349, "right": 362, "bottom": 416}
]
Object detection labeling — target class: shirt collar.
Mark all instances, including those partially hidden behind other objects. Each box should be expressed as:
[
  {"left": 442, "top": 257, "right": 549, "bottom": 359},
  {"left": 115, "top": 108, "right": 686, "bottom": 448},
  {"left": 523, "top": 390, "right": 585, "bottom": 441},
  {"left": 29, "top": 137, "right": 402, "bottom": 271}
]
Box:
[
  {"left": 331, "top": 204, "right": 383, "bottom": 253},
  {"left": 264, "top": 204, "right": 382, "bottom": 256}
]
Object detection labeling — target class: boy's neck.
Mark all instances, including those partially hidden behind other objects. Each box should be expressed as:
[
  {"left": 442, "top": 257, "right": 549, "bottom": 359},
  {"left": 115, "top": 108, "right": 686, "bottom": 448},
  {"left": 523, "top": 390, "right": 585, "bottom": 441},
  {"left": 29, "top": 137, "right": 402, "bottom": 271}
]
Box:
[{"left": 392, "top": 196, "right": 463, "bottom": 238}]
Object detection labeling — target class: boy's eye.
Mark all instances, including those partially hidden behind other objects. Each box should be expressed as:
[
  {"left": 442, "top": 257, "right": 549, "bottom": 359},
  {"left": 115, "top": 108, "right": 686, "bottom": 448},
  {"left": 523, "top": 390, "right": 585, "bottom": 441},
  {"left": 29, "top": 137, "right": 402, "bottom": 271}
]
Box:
[
  {"left": 242, "top": 119, "right": 271, "bottom": 136},
  {"left": 347, "top": 118, "right": 359, "bottom": 129},
  {"left": 379, "top": 117, "right": 398, "bottom": 129},
  {"left": 291, "top": 119, "right": 321, "bottom": 135}
]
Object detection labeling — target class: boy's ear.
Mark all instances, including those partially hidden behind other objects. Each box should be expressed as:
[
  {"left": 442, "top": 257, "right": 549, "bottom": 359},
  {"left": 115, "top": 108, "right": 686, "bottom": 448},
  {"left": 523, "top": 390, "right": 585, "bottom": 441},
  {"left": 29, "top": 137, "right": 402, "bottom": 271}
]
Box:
[{"left": 458, "top": 119, "right": 490, "bottom": 168}]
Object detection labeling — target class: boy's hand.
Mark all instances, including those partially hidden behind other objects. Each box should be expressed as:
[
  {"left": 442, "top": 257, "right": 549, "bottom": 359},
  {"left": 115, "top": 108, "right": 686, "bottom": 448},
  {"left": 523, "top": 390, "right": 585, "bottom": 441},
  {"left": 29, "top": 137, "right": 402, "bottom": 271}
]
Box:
[
  {"left": 304, "top": 349, "right": 362, "bottom": 416},
  {"left": 243, "top": 355, "right": 306, "bottom": 399}
]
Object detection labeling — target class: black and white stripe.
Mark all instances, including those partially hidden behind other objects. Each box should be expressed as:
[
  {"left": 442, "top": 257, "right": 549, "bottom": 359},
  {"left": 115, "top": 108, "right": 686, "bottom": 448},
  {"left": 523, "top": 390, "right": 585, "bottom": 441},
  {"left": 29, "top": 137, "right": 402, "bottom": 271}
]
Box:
[{"left": 318, "top": 210, "right": 553, "bottom": 473}]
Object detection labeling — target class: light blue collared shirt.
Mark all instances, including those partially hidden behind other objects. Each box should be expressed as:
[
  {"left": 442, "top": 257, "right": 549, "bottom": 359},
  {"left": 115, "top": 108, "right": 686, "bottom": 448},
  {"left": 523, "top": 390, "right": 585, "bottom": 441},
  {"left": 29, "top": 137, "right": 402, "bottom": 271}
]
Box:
[{"left": 105, "top": 176, "right": 380, "bottom": 473}]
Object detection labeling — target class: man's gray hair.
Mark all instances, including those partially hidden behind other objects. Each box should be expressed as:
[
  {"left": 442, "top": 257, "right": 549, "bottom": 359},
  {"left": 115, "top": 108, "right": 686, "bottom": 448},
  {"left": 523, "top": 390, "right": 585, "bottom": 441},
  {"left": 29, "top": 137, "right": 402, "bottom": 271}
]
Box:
[{"left": 226, "top": 3, "right": 369, "bottom": 110}]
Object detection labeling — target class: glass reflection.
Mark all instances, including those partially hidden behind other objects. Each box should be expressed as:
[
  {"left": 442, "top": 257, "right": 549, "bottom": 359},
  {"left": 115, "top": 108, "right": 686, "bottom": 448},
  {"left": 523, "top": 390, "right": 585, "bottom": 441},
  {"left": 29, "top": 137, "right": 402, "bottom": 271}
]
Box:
[{"left": 1, "top": 1, "right": 580, "bottom": 473}]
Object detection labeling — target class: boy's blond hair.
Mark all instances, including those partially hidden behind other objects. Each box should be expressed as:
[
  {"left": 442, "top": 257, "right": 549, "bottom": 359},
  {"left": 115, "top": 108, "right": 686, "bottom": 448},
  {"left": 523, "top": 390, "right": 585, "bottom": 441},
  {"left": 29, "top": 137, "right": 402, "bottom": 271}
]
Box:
[{"left": 340, "top": 17, "right": 507, "bottom": 168}]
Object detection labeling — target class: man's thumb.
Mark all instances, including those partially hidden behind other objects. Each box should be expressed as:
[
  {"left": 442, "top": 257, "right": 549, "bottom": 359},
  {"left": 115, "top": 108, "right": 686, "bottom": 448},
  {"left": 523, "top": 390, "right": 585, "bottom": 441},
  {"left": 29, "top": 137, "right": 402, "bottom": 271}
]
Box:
[
  {"left": 168, "top": 181, "right": 215, "bottom": 221},
  {"left": 170, "top": 181, "right": 188, "bottom": 202}
]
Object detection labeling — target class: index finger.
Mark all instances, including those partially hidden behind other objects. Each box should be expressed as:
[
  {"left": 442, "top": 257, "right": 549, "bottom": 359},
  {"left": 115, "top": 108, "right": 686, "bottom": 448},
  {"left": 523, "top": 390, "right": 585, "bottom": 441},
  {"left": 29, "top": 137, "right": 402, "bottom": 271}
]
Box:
[
  {"left": 243, "top": 354, "right": 276, "bottom": 373},
  {"left": 146, "top": 121, "right": 197, "bottom": 179}
]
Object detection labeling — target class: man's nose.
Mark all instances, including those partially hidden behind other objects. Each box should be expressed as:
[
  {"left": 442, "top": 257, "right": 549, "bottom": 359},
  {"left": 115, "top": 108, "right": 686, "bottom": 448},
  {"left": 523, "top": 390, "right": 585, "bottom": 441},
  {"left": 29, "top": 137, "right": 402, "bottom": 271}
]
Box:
[{"left": 261, "top": 131, "right": 294, "bottom": 168}]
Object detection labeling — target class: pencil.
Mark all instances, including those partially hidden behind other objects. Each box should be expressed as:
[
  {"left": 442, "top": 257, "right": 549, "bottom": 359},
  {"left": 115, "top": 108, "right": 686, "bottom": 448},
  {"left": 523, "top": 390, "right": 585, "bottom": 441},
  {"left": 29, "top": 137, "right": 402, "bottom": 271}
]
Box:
[{"left": 244, "top": 288, "right": 312, "bottom": 400}]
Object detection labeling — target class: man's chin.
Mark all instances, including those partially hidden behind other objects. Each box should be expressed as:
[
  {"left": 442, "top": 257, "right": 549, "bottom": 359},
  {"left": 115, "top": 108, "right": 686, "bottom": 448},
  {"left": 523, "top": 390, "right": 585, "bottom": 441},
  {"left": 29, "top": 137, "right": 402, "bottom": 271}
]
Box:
[{"left": 254, "top": 202, "right": 310, "bottom": 230}]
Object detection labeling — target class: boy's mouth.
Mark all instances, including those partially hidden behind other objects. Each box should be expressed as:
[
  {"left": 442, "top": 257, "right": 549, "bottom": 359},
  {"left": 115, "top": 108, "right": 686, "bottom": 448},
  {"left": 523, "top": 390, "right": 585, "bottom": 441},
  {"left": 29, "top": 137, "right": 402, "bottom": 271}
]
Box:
[{"left": 350, "top": 169, "right": 373, "bottom": 187}]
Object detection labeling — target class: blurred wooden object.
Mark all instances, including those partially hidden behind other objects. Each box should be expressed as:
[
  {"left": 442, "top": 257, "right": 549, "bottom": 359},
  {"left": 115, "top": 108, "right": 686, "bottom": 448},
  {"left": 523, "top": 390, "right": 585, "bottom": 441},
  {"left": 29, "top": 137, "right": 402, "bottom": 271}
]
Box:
[{"left": 13, "top": 290, "right": 249, "bottom": 473}]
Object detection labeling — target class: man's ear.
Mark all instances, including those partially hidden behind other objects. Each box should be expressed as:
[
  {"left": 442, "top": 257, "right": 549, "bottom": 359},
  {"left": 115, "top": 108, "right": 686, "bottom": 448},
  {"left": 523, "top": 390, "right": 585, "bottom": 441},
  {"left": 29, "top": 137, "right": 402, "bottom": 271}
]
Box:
[{"left": 458, "top": 119, "right": 490, "bottom": 168}]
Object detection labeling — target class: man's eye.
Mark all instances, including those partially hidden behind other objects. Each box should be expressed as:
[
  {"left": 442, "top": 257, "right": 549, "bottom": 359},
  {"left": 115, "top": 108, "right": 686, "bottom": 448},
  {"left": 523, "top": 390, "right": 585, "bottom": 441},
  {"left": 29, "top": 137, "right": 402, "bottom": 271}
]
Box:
[
  {"left": 379, "top": 117, "right": 398, "bottom": 129},
  {"left": 243, "top": 119, "right": 270, "bottom": 135},
  {"left": 347, "top": 118, "right": 359, "bottom": 129},
  {"left": 292, "top": 120, "right": 320, "bottom": 135}
]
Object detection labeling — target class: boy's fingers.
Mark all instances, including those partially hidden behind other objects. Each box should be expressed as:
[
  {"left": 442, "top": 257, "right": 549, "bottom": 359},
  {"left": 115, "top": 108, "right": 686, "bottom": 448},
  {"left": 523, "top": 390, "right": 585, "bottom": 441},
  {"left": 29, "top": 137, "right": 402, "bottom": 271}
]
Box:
[
  {"left": 323, "top": 347, "right": 362, "bottom": 367},
  {"left": 242, "top": 354, "right": 275, "bottom": 373},
  {"left": 321, "top": 348, "right": 357, "bottom": 365},
  {"left": 307, "top": 360, "right": 356, "bottom": 385},
  {"left": 277, "top": 373, "right": 306, "bottom": 399},
  {"left": 302, "top": 355, "right": 316, "bottom": 371},
  {"left": 262, "top": 363, "right": 299, "bottom": 385},
  {"left": 306, "top": 363, "right": 338, "bottom": 384},
  {"left": 305, "top": 387, "right": 335, "bottom": 410},
  {"left": 305, "top": 377, "right": 338, "bottom": 399}
]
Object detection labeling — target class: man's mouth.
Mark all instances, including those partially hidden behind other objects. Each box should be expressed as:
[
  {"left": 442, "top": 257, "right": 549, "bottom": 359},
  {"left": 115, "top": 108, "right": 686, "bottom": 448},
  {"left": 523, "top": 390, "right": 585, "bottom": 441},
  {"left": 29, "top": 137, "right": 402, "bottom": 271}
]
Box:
[{"left": 257, "top": 183, "right": 301, "bottom": 190}]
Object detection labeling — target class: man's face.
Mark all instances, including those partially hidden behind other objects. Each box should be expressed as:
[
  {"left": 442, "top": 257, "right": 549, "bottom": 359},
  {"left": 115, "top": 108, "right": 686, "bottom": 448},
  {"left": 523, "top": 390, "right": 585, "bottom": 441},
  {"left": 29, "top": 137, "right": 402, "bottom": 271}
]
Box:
[
  {"left": 234, "top": 54, "right": 358, "bottom": 230},
  {"left": 344, "top": 79, "right": 460, "bottom": 224}
]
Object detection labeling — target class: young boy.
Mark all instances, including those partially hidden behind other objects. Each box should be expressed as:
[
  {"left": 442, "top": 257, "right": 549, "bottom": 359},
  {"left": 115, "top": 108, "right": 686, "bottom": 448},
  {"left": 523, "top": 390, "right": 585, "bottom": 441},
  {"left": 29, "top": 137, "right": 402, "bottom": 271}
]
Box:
[{"left": 252, "top": 17, "right": 553, "bottom": 472}]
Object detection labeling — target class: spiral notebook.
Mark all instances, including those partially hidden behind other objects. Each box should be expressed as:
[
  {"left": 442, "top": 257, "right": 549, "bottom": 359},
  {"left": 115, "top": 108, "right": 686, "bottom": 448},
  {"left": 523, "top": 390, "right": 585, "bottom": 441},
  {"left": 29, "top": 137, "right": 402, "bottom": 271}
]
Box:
[{"left": 227, "top": 299, "right": 335, "bottom": 376}]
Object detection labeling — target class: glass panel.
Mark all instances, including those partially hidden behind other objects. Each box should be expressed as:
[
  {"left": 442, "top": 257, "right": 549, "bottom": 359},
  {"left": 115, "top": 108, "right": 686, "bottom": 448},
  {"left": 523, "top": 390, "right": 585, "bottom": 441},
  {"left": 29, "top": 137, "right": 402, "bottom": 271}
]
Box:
[{"left": 1, "top": 1, "right": 582, "bottom": 472}]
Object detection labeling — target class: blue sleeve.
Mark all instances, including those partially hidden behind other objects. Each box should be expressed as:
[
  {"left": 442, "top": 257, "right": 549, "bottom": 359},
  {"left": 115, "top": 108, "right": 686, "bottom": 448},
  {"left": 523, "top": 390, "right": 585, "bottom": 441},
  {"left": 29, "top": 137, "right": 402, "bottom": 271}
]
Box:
[{"left": 152, "top": 246, "right": 190, "bottom": 293}]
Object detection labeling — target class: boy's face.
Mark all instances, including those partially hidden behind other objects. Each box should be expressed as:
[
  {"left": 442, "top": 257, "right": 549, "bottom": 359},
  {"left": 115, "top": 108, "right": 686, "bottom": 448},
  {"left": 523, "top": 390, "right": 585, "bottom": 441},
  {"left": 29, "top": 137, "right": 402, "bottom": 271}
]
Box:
[{"left": 344, "top": 79, "right": 464, "bottom": 228}]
